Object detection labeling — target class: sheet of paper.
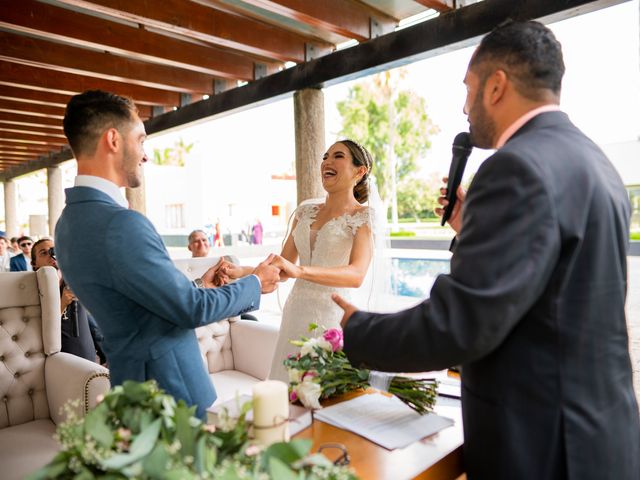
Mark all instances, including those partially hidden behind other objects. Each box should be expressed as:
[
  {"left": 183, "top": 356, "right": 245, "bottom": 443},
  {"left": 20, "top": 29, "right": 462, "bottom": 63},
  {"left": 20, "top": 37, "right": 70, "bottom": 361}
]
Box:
[{"left": 314, "top": 393, "right": 454, "bottom": 450}]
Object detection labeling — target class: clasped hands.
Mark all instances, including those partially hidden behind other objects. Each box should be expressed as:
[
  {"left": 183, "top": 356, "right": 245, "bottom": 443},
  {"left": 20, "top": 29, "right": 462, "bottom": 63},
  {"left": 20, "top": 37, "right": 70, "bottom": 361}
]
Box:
[{"left": 200, "top": 254, "right": 302, "bottom": 294}]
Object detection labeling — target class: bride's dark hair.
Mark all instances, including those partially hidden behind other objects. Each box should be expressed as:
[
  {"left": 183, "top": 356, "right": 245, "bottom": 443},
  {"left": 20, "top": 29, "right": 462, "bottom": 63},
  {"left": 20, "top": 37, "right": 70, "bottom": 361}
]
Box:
[{"left": 339, "top": 139, "right": 373, "bottom": 204}]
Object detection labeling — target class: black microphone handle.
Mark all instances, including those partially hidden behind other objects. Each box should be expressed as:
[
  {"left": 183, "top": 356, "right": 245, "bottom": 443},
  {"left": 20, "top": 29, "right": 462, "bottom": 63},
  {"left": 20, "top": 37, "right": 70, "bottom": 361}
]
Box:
[{"left": 70, "top": 300, "right": 79, "bottom": 337}]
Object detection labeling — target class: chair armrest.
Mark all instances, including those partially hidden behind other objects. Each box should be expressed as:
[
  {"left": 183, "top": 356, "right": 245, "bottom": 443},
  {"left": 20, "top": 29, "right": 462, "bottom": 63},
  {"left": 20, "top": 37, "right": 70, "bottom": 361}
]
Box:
[
  {"left": 45, "top": 352, "right": 110, "bottom": 425},
  {"left": 229, "top": 320, "right": 279, "bottom": 380}
]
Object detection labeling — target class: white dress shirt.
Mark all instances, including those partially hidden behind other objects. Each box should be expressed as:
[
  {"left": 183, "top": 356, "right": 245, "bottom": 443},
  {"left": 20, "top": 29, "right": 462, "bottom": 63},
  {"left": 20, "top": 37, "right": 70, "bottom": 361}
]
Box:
[{"left": 75, "top": 175, "right": 128, "bottom": 208}]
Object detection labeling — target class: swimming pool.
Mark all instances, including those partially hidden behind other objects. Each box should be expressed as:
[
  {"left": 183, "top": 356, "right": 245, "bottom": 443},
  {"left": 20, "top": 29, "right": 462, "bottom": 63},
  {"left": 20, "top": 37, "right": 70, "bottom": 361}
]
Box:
[{"left": 391, "top": 257, "right": 451, "bottom": 298}]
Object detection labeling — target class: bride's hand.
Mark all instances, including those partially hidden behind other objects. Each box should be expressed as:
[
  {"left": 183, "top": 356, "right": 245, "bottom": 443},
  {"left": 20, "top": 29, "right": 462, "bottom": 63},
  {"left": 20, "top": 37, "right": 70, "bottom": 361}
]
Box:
[
  {"left": 220, "top": 261, "right": 244, "bottom": 280},
  {"left": 271, "top": 255, "right": 301, "bottom": 281}
]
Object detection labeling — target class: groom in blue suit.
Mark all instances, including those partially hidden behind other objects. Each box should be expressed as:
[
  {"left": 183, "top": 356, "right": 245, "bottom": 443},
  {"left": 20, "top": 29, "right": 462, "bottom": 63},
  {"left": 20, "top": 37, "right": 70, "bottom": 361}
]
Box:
[{"left": 56, "top": 90, "right": 281, "bottom": 418}]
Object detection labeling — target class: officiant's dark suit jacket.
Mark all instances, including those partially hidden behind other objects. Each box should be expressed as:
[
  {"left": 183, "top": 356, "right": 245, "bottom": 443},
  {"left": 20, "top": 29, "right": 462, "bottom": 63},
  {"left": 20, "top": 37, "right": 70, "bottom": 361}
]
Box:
[
  {"left": 344, "top": 111, "right": 640, "bottom": 479},
  {"left": 55, "top": 186, "right": 261, "bottom": 418}
]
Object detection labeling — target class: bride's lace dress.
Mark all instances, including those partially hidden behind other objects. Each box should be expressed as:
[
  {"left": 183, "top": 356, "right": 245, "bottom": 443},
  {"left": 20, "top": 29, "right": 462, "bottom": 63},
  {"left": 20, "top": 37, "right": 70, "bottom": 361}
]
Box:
[{"left": 269, "top": 203, "right": 372, "bottom": 382}]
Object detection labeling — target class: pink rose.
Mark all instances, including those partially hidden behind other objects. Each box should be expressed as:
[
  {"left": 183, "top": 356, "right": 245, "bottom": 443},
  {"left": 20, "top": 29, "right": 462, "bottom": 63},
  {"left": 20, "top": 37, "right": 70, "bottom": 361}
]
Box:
[
  {"left": 302, "top": 370, "right": 317, "bottom": 380},
  {"left": 323, "top": 328, "right": 343, "bottom": 352},
  {"left": 290, "top": 390, "right": 298, "bottom": 402}
]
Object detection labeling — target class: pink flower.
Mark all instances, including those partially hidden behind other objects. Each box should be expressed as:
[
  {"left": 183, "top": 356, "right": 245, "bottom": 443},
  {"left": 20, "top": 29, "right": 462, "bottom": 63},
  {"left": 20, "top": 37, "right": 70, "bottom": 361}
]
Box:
[
  {"left": 289, "top": 390, "right": 298, "bottom": 402},
  {"left": 323, "top": 328, "right": 343, "bottom": 352},
  {"left": 302, "top": 370, "right": 317, "bottom": 380},
  {"left": 203, "top": 424, "right": 217, "bottom": 433}
]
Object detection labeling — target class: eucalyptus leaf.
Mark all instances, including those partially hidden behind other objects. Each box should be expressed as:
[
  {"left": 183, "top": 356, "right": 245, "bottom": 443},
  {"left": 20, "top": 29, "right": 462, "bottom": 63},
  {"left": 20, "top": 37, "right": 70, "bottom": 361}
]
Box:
[
  {"left": 175, "top": 402, "right": 196, "bottom": 456},
  {"left": 84, "top": 408, "right": 114, "bottom": 448},
  {"left": 142, "top": 443, "right": 169, "bottom": 477},
  {"left": 268, "top": 457, "right": 299, "bottom": 480},
  {"left": 101, "top": 418, "right": 161, "bottom": 469}
]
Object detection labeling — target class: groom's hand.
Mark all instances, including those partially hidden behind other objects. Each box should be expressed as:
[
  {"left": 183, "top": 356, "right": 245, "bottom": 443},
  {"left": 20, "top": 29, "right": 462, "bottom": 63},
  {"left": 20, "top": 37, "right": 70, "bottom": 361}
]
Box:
[
  {"left": 332, "top": 293, "right": 358, "bottom": 329},
  {"left": 253, "top": 254, "right": 280, "bottom": 294},
  {"left": 201, "top": 257, "right": 227, "bottom": 288}
]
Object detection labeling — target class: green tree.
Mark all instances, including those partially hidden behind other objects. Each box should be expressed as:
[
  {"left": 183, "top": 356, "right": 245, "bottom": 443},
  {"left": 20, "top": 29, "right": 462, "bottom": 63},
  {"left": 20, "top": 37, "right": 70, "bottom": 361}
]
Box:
[
  {"left": 152, "top": 138, "right": 194, "bottom": 167},
  {"left": 397, "top": 173, "right": 441, "bottom": 220},
  {"left": 337, "top": 69, "right": 439, "bottom": 225}
]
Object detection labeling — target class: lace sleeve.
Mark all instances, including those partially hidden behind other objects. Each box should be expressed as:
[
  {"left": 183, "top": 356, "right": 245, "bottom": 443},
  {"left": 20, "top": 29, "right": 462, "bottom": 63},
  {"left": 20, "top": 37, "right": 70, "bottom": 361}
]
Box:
[
  {"left": 346, "top": 207, "right": 372, "bottom": 236},
  {"left": 294, "top": 203, "right": 319, "bottom": 222}
]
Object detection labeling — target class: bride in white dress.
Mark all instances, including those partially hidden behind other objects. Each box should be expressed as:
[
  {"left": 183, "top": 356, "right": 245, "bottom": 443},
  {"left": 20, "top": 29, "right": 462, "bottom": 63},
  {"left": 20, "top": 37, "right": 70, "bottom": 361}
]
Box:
[{"left": 221, "top": 140, "right": 378, "bottom": 382}]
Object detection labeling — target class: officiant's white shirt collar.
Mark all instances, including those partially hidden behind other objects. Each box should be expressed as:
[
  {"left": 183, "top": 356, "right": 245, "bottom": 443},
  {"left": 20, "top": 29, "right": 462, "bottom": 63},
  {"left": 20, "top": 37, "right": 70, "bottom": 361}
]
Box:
[{"left": 75, "top": 175, "right": 129, "bottom": 209}]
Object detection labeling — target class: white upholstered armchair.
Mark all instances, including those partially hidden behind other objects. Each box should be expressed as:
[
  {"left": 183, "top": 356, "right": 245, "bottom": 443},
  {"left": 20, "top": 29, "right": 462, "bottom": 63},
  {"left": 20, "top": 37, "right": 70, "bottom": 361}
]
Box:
[
  {"left": 0, "top": 268, "right": 110, "bottom": 480},
  {"left": 173, "top": 257, "right": 279, "bottom": 405}
]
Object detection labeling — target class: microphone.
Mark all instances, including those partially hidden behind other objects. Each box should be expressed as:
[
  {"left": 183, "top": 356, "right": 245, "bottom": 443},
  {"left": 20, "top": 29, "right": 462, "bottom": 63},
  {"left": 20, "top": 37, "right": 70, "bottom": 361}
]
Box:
[
  {"left": 70, "top": 300, "right": 79, "bottom": 337},
  {"left": 441, "top": 132, "right": 473, "bottom": 226}
]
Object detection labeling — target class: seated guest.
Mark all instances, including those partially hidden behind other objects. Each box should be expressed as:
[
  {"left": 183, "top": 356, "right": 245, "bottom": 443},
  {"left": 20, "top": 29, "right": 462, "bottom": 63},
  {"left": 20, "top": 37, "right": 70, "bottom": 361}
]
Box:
[
  {"left": 187, "top": 229, "right": 210, "bottom": 258},
  {"left": 0, "top": 233, "right": 10, "bottom": 272},
  {"left": 10, "top": 235, "right": 33, "bottom": 271},
  {"left": 31, "top": 238, "right": 103, "bottom": 363},
  {"left": 9, "top": 236, "right": 19, "bottom": 255}
]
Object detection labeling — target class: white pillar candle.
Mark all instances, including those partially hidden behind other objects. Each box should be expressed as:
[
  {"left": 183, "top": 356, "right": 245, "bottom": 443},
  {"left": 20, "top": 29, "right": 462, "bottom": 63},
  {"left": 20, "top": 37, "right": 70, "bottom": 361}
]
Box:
[{"left": 252, "top": 380, "right": 290, "bottom": 445}]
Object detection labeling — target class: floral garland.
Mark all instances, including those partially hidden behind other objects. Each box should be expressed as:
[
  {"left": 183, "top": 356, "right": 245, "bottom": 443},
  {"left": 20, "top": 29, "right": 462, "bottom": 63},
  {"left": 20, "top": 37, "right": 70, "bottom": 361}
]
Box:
[
  {"left": 29, "top": 380, "right": 357, "bottom": 480},
  {"left": 285, "top": 324, "right": 438, "bottom": 414}
]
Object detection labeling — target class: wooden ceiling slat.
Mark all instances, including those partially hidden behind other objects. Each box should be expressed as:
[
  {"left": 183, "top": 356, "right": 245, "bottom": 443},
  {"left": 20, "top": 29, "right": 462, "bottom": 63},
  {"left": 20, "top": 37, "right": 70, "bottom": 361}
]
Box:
[
  {"left": 0, "top": 93, "right": 151, "bottom": 120},
  {"left": 0, "top": 150, "right": 47, "bottom": 157},
  {"left": 233, "top": 0, "right": 397, "bottom": 41},
  {"left": 0, "top": 0, "right": 267, "bottom": 81},
  {"left": 0, "top": 126, "right": 66, "bottom": 137},
  {"left": 0, "top": 86, "right": 71, "bottom": 108},
  {"left": 54, "top": 0, "right": 332, "bottom": 63},
  {"left": 0, "top": 98, "right": 65, "bottom": 118},
  {"left": 0, "top": 155, "right": 35, "bottom": 161},
  {"left": 0, "top": 131, "right": 68, "bottom": 146},
  {"left": 0, "top": 63, "right": 182, "bottom": 107},
  {"left": 0, "top": 112, "right": 63, "bottom": 129},
  {"left": 412, "top": 1, "right": 454, "bottom": 12},
  {"left": 0, "top": 31, "right": 214, "bottom": 95},
  {"left": 0, "top": 140, "right": 60, "bottom": 152}
]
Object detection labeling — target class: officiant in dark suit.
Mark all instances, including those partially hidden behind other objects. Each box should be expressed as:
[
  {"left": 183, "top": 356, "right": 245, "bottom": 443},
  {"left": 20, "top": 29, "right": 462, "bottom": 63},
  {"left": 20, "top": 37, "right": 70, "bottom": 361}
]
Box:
[{"left": 333, "top": 21, "right": 639, "bottom": 480}]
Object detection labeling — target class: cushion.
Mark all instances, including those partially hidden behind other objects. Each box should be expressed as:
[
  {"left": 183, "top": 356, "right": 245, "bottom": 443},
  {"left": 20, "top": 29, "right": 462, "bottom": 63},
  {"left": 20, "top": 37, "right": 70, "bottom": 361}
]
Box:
[
  {"left": 210, "top": 370, "right": 261, "bottom": 406},
  {"left": 0, "top": 419, "right": 59, "bottom": 480}
]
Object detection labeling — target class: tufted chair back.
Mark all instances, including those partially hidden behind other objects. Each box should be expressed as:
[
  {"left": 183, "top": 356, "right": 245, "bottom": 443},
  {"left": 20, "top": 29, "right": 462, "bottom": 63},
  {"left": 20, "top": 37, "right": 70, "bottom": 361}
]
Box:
[
  {"left": 196, "top": 320, "right": 235, "bottom": 373},
  {"left": 0, "top": 268, "right": 60, "bottom": 428}
]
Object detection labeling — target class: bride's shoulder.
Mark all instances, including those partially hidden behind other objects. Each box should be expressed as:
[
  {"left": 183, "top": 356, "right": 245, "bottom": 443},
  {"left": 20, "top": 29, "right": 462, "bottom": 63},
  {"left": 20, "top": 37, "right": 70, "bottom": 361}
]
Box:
[
  {"left": 345, "top": 206, "right": 373, "bottom": 234},
  {"left": 294, "top": 202, "right": 321, "bottom": 221}
]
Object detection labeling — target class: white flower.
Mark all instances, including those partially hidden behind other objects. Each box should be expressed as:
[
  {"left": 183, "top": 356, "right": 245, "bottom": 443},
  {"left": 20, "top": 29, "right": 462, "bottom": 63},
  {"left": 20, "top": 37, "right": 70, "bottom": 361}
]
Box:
[
  {"left": 288, "top": 368, "right": 302, "bottom": 384},
  {"left": 297, "top": 377, "right": 322, "bottom": 410},
  {"left": 300, "top": 337, "right": 333, "bottom": 358},
  {"left": 300, "top": 338, "right": 320, "bottom": 357}
]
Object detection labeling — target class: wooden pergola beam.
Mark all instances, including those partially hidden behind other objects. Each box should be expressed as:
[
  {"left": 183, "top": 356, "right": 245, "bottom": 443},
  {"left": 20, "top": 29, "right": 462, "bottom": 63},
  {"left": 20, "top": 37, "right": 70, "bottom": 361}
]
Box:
[
  {"left": 0, "top": 112, "right": 64, "bottom": 129},
  {"left": 0, "top": 0, "right": 273, "bottom": 81},
  {"left": 0, "top": 31, "right": 214, "bottom": 95},
  {"left": 0, "top": 125, "right": 66, "bottom": 137},
  {"left": 0, "top": 63, "right": 183, "bottom": 108},
  {"left": 0, "top": 85, "right": 70, "bottom": 108},
  {"left": 54, "top": 0, "right": 333, "bottom": 63},
  {"left": 0, "top": 140, "right": 61, "bottom": 152},
  {"left": 213, "top": 0, "right": 397, "bottom": 41},
  {"left": 0, "top": 95, "right": 151, "bottom": 120},
  {"left": 412, "top": 1, "right": 454, "bottom": 12},
  {"left": 0, "top": 131, "right": 68, "bottom": 146}
]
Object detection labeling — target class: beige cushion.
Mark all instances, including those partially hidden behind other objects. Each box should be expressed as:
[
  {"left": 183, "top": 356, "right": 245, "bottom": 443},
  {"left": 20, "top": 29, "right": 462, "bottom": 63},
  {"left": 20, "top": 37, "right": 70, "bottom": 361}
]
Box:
[
  {"left": 230, "top": 320, "right": 278, "bottom": 380},
  {"left": 0, "top": 419, "right": 58, "bottom": 480},
  {"left": 210, "top": 370, "right": 263, "bottom": 406}
]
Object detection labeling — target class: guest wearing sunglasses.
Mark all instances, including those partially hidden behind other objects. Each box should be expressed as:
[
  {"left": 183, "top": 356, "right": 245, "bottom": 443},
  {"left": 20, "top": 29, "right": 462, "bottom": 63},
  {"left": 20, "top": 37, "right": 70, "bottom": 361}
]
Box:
[
  {"left": 31, "top": 238, "right": 104, "bottom": 363},
  {"left": 9, "top": 235, "right": 33, "bottom": 271}
]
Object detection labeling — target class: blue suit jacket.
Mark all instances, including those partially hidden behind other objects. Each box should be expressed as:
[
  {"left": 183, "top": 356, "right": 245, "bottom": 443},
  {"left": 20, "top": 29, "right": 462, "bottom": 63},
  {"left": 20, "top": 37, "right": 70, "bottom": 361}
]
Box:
[
  {"left": 55, "top": 186, "right": 261, "bottom": 418},
  {"left": 9, "top": 254, "right": 28, "bottom": 271}
]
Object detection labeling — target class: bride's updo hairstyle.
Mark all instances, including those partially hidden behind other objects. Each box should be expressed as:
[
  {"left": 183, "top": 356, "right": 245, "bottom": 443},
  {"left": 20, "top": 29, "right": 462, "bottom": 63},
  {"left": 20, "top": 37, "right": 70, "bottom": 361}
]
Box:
[{"left": 339, "top": 139, "right": 373, "bottom": 204}]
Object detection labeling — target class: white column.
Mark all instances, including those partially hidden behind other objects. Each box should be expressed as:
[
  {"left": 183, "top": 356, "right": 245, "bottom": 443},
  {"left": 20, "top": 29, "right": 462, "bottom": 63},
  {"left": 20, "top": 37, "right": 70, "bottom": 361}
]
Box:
[
  {"left": 3, "top": 179, "right": 18, "bottom": 237},
  {"left": 294, "top": 88, "right": 325, "bottom": 204},
  {"left": 47, "top": 166, "right": 63, "bottom": 236},
  {"left": 125, "top": 173, "right": 146, "bottom": 215}
]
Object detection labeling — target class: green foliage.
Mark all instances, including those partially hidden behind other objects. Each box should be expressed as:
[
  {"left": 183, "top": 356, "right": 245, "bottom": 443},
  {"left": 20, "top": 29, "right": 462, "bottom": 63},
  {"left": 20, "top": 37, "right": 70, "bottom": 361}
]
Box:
[
  {"left": 389, "top": 231, "right": 416, "bottom": 237},
  {"left": 337, "top": 70, "right": 439, "bottom": 220},
  {"left": 29, "top": 380, "right": 357, "bottom": 480},
  {"left": 152, "top": 138, "right": 194, "bottom": 167},
  {"left": 631, "top": 232, "right": 640, "bottom": 240}
]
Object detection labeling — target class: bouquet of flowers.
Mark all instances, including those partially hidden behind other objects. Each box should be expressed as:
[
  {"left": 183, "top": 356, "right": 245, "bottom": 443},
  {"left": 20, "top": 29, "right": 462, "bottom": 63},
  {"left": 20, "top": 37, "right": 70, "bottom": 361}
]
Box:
[
  {"left": 29, "top": 380, "right": 357, "bottom": 480},
  {"left": 285, "top": 324, "right": 438, "bottom": 415}
]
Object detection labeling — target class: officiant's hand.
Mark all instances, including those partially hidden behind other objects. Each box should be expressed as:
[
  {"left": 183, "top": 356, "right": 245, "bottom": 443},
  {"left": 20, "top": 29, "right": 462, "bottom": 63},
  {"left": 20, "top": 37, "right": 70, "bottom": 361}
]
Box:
[
  {"left": 253, "top": 254, "right": 280, "bottom": 294},
  {"left": 435, "top": 176, "right": 466, "bottom": 234},
  {"left": 332, "top": 293, "right": 358, "bottom": 328},
  {"left": 271, "top": 255, "right": 301, "bottom": 282}
]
